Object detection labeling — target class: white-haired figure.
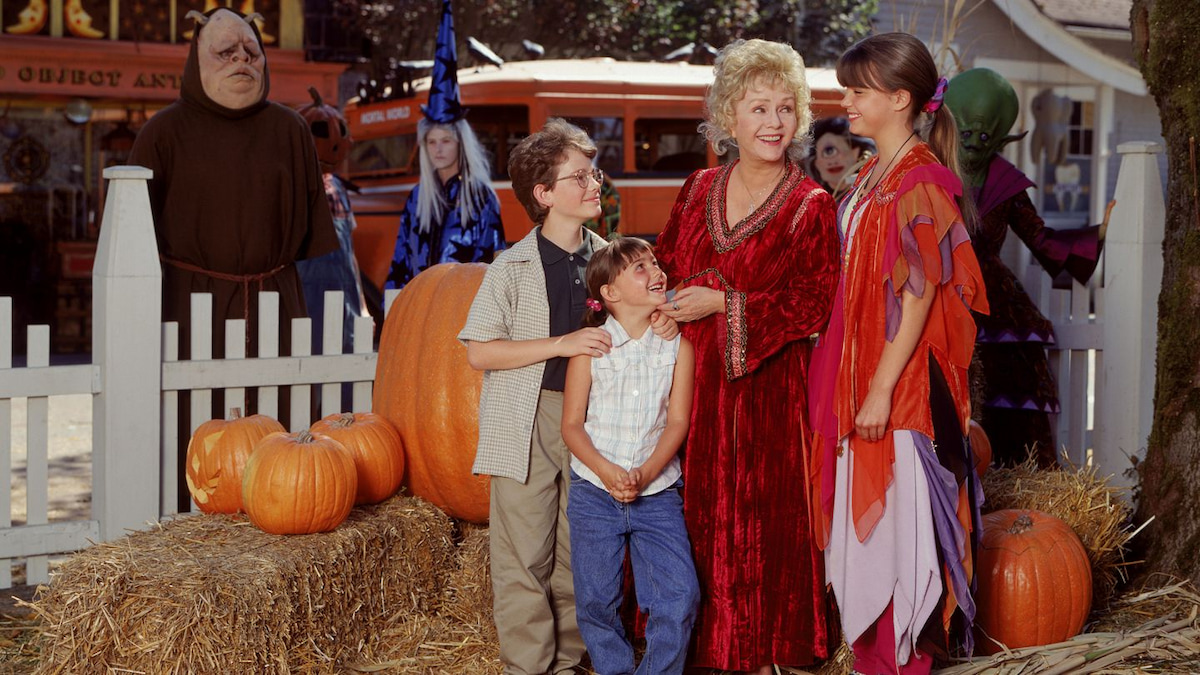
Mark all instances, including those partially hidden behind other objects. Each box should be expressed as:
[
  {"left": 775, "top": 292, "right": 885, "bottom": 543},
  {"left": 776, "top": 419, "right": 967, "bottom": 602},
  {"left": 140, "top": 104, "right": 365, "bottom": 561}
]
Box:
[{"left": 385, "top": 0, "right": 503, "bottom": 290}]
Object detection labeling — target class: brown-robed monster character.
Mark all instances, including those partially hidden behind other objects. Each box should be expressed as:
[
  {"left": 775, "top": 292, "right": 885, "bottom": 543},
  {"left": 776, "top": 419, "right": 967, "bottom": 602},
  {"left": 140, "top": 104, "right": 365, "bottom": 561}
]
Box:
[
  {"left": 946, "top": 68, "right": 1112, "bottom": 468},
  {"left": 130, "top": 7, "right": 336, "bottom": 360},
  {"left": 129, "top": 7, "right": 337, "bottom": 507}
]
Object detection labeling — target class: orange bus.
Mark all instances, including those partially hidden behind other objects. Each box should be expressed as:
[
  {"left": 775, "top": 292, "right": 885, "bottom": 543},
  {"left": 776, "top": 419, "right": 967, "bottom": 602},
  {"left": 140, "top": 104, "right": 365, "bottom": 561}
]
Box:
[{"left": 344, "top": 57, "right": 844, "bottom": 291}]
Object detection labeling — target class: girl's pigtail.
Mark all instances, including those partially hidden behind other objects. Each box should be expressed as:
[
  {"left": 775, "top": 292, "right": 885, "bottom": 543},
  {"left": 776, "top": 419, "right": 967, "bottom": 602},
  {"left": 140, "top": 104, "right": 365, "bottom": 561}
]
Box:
[
  {"left": 582, "top": 297, "right": 607, "bottom": 328},
  {"left": 921, "top": 79, "right": 979, "bottom": 230}
]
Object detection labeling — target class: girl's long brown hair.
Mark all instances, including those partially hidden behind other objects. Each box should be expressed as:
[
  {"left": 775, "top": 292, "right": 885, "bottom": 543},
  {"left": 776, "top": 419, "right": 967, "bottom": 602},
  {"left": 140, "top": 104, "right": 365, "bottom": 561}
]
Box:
[
  {"left": 837, "top": 32, "right": 977, "bottom": 227},
  {"left": 581, "top": 237, "right": 656, "bottom": 328}
]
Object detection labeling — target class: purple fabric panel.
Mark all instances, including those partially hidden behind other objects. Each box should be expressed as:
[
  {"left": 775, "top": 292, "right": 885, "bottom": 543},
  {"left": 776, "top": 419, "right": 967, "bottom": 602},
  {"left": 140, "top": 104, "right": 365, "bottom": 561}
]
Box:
[
  {"left": 985, "top": 395, "right": 1062, "bottom": 413},
  {"left": 913, "top": 433, "right": 977, "bottom": 655},
  {"left": 882, "top": 162, "right": 962, "bottom": 315},
  {"left": 1034, "top": 226, "right": 1103, "bottom": 282},
  {"left": 976, "top": 327, "right": 1056, "bottom": 345},
  {"left": 974, "top": 157, "right": 1036, "bottom": 218},
  {"left": 884, "top": 278, "right": 902, "bottom": 342},
  {"left": 885, "top": 217, "right": 974, "bottom": 343}
]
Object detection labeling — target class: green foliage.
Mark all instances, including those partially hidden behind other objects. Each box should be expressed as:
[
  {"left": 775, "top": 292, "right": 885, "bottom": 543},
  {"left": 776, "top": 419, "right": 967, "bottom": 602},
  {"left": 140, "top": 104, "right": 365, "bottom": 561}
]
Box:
[{"left": 343, "top": 0, "right": 877, "bottom": 85}]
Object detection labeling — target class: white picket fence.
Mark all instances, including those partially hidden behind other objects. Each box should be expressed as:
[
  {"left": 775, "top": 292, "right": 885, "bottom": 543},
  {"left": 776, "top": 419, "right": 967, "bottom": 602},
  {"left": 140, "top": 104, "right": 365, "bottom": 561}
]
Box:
[
  {"left": 1013, "top": 141, "right": 1165, "bottom": 478},
  {"left": 0, "top": 142, "right": 1167, "bottom": 591}
]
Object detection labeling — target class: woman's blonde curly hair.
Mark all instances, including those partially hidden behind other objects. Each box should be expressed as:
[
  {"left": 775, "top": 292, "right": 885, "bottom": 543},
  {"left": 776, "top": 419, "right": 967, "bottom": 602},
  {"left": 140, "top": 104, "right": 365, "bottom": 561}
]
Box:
[{"left": 700, "top": 39, "right": 813, "bottom": 164}]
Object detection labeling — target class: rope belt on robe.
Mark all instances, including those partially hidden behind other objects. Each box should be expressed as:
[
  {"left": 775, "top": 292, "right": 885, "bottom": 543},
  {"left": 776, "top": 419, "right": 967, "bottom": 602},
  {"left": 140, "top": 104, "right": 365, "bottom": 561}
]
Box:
[{"left": 161, "top": 256, "right": 290, "bottom": 337}]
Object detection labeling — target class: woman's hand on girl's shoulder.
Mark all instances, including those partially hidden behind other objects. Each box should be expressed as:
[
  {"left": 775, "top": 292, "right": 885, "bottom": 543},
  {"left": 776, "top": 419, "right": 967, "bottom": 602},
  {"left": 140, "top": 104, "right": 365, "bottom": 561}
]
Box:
[{"left": 657, "top": 285, "right": 724, "bottom": 323}]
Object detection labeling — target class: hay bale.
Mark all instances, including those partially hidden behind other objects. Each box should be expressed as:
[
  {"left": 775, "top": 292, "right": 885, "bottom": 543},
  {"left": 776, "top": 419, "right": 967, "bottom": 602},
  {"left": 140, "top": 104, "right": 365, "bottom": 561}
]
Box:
[
  {"left": 442, "top": 523, "right": 494, "bottom": 628},
  {"left": 981, "top": 457, "right": 1135, "bottom": 607},
  {"left": 349, "top": 522, "right": 500, "bottom": 674},
  {"left": 28, "top": 495, "right": 456, "bottom": 674}
]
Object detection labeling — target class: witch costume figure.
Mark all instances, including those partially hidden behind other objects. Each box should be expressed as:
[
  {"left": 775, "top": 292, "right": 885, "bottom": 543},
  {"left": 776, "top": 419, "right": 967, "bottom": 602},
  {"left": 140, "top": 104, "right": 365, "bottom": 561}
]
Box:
[
  {"left": 385, "top": 0, "right": 504, "bottom": 291},
  {"left": 945, "top": 68, "right": 1111, "bottom": 467}
]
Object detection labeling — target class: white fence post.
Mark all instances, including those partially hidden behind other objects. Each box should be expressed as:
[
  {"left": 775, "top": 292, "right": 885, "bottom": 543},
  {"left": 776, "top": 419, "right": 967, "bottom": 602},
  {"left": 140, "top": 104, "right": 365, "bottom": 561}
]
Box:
[
  {"left": 1098, "top": 142, "right": 1165, "bottom": 487},
  {"left": 92, "top": 166, "right": 163, "bottom": 539}
]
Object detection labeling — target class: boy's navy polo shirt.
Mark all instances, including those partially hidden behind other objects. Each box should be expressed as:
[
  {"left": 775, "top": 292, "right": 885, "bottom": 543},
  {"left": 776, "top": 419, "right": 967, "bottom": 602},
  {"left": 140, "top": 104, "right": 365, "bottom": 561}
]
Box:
[{"left": 537, "top": 228, "right": 596, "bottom": 391}]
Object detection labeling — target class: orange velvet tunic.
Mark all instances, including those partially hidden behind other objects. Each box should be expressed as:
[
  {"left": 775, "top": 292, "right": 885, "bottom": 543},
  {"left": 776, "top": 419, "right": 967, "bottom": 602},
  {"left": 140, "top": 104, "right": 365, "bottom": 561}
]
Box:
[{"left": 810, "top": 144, "right": 989, "bottom": 548}]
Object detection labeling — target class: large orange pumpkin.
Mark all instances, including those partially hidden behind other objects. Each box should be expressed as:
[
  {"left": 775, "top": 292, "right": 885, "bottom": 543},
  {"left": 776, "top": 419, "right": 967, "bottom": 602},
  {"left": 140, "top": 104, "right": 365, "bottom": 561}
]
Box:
[
  {"left": 310, "top": 412, "right": 405, "bottom": 505},
  {"left": 241, "top": 429, "right": 358, "bottom": 535},
  {"left": 974, "top": 509, "right": 1092, "bottom": 654},
  {"left": 373, "top": 263, "right": 490, "bottom": 523},
  {"left": 185, "top": 409, "right": 284, "bottom": 514},
  {"left": 969, "top": 420, "right": 992, "bottom": 477}
]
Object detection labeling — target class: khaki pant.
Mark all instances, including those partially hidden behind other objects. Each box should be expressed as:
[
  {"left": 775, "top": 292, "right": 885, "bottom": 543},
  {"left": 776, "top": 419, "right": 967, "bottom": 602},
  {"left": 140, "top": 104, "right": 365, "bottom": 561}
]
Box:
[{"left": 490, "top": 389, "right": 586, "bottom": 674}]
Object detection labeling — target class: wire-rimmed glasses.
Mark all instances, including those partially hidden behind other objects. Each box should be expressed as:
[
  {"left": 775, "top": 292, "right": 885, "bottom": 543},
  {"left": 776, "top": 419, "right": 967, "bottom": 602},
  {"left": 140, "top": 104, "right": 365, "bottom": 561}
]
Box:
[{"left": 552, "top": 167, "right": 604, "bottom": 190}]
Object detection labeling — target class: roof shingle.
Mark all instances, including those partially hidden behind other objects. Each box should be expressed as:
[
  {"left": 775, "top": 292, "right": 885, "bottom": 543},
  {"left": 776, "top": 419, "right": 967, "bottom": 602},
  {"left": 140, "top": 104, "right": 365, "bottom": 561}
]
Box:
[{"left": 1032, "top": 0, "right": 1132, "bottom": 30}]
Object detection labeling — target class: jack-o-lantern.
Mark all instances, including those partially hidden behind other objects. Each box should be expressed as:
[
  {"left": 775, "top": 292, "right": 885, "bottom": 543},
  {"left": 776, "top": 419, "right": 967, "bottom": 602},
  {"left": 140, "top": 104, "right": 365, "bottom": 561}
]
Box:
[
  {"left": 298, "top": 86, "right": 351, "bottom": 173},
  {"left": 185, "top": 408, "right": 285, "bottom": 514}
]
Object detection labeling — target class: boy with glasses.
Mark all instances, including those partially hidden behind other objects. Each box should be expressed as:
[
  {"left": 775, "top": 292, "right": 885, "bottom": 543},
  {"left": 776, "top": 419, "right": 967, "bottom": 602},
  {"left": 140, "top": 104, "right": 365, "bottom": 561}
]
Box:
[{"left": 459, "top": 118, "right": 673, "bottom": 674}]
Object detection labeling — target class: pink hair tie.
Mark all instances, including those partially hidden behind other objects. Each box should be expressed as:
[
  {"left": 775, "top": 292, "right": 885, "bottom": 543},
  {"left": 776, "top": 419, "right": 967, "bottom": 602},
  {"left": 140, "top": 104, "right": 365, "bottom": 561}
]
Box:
[
  {"left": 923, "top": 77, "right": 949, "bottom": 113},
  {"left": 585, "top": 298, "right": 603, "bottom": 312}
]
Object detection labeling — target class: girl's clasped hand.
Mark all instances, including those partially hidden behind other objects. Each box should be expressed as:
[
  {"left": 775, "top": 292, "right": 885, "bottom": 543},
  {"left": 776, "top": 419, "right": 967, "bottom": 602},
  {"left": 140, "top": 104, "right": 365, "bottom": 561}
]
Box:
[{"left": 596, "top": 462, "right": 646, "bottom": 503}]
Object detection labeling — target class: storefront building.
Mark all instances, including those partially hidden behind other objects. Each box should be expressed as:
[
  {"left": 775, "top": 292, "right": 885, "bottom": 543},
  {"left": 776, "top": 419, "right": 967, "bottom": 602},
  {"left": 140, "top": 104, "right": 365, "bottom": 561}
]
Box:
[{"left": 0, "top": 0, "right": 346, "bottom": 355}]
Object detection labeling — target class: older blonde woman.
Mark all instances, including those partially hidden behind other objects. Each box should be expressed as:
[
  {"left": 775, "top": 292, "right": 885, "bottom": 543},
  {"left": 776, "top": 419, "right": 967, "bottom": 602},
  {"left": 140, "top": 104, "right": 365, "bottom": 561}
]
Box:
[{"left": 655, "top": 39, "right": 839, "bottom": 673}]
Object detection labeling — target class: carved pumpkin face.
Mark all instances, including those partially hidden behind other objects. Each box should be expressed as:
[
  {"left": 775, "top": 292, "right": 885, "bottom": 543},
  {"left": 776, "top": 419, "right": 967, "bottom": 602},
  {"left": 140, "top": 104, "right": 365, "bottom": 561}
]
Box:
[{"left": 299, "top": 87, "right": 351, "bottom": 173}]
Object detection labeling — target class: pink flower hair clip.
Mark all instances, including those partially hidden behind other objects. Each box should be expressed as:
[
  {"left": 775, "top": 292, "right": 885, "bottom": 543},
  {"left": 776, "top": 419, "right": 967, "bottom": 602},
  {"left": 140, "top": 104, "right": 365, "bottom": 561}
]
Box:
[
  {"left": 922, "top": 77, "right": 949, "bottom": 114},
  {"left": 585, "top": 298, "right": 603, "bottom": 312}
]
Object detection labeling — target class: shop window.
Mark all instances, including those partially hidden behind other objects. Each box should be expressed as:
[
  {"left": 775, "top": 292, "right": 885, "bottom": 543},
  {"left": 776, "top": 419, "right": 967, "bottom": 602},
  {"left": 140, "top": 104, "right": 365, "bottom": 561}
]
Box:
[
  {"left": 469, "top": 105, "right": 528, "bottom": 179},
  {"left": 634, "top": 118, "right": 706, "bottom": 174},
  {"left": 1038, "top": 99, "right": 1094, "bottom": 223}
]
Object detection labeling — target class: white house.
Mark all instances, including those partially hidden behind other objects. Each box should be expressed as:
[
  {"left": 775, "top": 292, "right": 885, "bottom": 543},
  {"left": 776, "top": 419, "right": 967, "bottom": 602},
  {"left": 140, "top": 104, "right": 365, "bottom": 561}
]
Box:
[{"left": 875, "top": 0, "right": 1162, "bottom": 235}]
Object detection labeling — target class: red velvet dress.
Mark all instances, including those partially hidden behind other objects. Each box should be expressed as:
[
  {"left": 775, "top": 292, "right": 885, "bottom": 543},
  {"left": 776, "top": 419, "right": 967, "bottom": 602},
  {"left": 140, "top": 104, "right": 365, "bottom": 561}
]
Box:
[{"left": 655, "top": 160, "right": 840, "bottom": 670}]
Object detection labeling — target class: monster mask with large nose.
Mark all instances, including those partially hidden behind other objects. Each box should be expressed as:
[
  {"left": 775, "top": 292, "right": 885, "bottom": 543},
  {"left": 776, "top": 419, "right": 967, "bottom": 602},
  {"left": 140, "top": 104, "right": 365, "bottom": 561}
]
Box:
[
  {"left": 192, "top": 8, "right": 266, "bottom": 111},
  {"left": 944, "top": 68, "right": 1027, "bottom": 187}
]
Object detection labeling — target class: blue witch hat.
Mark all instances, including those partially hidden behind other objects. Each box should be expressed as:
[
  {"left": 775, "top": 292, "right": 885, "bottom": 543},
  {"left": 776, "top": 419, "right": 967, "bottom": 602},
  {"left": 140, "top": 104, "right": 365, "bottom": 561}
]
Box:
[{"left": 422, "top": 0, "right": 465, "bottom": 123}]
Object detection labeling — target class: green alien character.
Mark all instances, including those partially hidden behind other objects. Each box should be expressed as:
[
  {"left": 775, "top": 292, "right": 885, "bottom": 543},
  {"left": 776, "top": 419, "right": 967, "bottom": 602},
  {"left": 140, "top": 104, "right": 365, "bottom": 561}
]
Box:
[{"left": 945, "top": 68, "right": 1112, "bottom": 469}]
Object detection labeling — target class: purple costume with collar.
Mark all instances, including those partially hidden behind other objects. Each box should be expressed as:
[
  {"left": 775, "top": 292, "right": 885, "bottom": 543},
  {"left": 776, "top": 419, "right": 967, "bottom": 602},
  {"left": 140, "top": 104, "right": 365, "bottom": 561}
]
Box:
[{"left": 970, "top": 155, "right": 1101, "bottom": 465}]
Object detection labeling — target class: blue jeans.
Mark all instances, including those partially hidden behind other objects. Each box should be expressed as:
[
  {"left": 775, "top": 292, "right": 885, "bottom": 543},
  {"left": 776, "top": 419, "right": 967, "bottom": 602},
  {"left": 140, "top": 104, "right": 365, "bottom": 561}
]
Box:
[{"left": 567, "top": 473, "right": 699, "bottom": 675}]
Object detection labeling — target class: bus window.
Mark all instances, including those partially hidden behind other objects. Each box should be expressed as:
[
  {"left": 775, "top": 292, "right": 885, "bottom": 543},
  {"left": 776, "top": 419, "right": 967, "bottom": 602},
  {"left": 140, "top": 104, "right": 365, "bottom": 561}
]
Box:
[
  {"left": 635, "top": 118, "right": 707, "bottom": 174},
  {"left": 469, "top": 105, "right": 529, "bottom": 178},
  {"left": 350, "top": 133, "right": 416, "bottom": 177},
  {"left": 563, "top": 117, "right": 624, "bottom": 177}
]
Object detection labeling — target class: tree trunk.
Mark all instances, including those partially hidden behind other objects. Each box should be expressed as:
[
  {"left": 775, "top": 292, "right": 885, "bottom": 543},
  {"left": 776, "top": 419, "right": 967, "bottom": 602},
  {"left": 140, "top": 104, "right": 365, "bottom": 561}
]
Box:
[{"left": 1132, "top": 0, "right": 1200, "bottom": 585}]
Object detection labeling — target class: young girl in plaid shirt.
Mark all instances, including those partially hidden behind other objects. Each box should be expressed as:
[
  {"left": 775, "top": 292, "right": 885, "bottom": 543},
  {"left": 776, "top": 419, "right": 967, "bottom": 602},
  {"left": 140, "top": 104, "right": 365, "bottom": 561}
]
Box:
[{"left": 561, "top": 237, "right": 699, "bottom": 675}]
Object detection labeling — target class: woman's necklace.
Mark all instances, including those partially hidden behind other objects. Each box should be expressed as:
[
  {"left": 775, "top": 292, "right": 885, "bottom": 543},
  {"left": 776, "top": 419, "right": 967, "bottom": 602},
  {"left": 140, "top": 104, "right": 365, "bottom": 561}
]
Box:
[
  {"left": 850, "top": 130, "right": 916, "bottom": 213},
  {"left": 737, "top": 162, "right": 786, "bottom": 218}
]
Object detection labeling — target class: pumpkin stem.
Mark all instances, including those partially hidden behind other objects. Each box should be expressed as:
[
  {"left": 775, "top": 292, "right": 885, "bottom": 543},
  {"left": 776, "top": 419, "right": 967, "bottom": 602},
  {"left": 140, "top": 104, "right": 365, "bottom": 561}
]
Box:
[
  {"left": 334, "top": 412, "right": 356, "bottom": 428},
  {"left": 1009, "top": 513, "right": 1035, "bottom": 534},
  {"left": 230, "top": 407, "right": 243, "bottom": 420},
  {"left": 296, "top": 428, "right": 314, "bottom": 444},
  {"left": 308, "top": 86, "right": 324, "bottom": 107}
]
